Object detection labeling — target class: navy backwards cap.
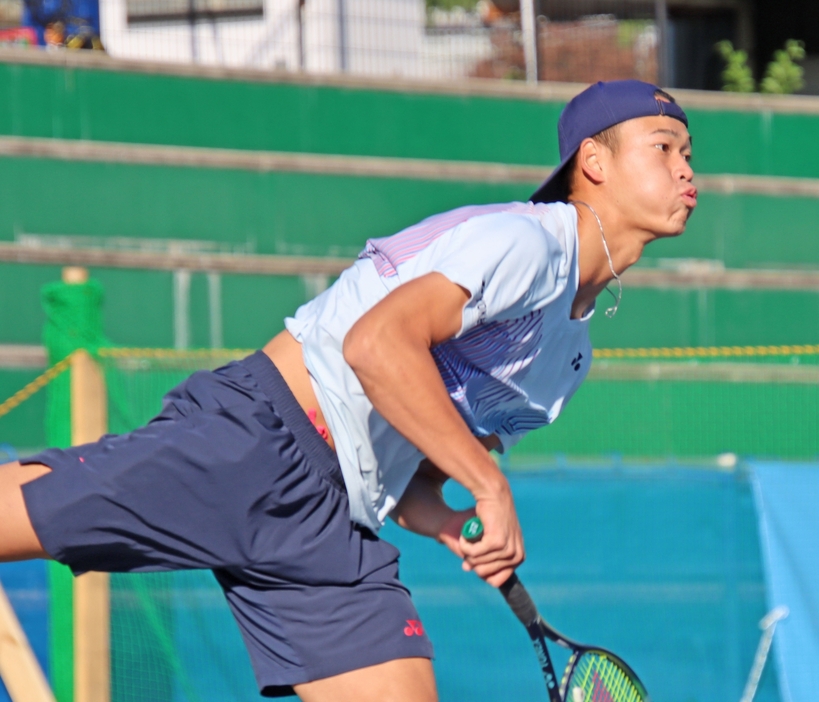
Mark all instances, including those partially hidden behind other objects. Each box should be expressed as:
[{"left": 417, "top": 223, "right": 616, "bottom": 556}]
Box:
[{"left": 530, "top": 80, "right": 688, "bottom": 204}]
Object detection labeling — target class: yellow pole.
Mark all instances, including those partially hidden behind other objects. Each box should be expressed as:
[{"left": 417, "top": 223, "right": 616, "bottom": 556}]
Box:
[
  {"left": 65, "top": 267, "right": 111, "bottom": 702},
  {"left": 0, "top": 581, "right": 56, "bottom": 702}
]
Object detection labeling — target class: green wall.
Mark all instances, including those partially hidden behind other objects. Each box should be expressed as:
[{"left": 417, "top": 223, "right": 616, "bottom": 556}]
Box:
[
  {"left": 1, "top": 156, "right": 818, "bottom": 350},
  {"left": 1, "top": 57, "right": 818, "bottom": 453},
  {"left": 2, "top": 61, "right": 819, "bottom": 177},
  {"left": 0, "top": 63, "right": 560, "bottom": 165},
  {"left": 0, "top": 156, "right": 533, "bottom": 349},
  {"left": 515, "top": 377, "right": 819, "bottom": 460}
]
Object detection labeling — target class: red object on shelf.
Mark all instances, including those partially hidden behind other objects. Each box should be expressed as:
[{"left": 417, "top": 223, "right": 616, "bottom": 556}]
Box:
[{"left": 0, "top": 27, "right": 38, "bottom": 46}]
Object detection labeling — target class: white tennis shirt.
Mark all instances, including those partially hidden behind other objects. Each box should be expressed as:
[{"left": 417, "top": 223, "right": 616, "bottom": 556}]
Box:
[{"left": 285, "top": 201, "right": 593, "bottom": 531}]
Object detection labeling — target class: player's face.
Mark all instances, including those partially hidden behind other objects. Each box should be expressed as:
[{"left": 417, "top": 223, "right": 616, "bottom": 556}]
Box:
[{"left": 606, "top": 115, "right": 696, "bottom": 238}]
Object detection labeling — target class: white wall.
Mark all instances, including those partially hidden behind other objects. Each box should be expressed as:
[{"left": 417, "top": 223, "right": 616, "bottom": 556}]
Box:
[
  {"left": 100, "top": 0, "right": 492, "bottom": 79},
  {"left": 101, "top": 0, "right": 427, "bottom": 74}
]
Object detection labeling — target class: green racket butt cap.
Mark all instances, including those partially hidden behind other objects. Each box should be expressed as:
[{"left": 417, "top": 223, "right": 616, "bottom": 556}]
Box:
[{"left": 461, "top": 516, "right": 484, "bottom": 542}]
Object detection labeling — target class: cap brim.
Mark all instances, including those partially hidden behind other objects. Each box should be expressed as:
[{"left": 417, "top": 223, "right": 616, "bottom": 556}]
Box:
[{"left": 529, "top": 149, "right": 578, "bottom": 204}]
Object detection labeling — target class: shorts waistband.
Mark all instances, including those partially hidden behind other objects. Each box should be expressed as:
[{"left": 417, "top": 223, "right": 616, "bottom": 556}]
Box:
[{"left": 241, "top": 350, "right": 346, "bottom": 495}]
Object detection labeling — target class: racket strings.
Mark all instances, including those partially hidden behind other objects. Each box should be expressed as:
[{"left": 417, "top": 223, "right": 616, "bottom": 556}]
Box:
[{"left": 565, "top": 652, "right": 646, "bottom": 702}]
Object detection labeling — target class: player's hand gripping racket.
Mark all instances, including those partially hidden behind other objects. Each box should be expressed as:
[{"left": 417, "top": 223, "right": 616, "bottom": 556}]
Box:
[{"left": 461, "top": 517, "right": 650, "bottom": 702}]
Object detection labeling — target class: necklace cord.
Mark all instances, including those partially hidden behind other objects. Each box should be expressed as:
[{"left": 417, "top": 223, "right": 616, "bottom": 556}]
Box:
[{"left": 570, "top": 200, "right": 622, "bottom": 318}]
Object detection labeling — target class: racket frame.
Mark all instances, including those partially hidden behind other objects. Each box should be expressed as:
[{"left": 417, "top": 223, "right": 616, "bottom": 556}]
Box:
[
  {"left": 459, "top": 517, "right": 649, "bottom": 701},
  {"left": 500, "top": 573, "right": 650, "bottom": 702}
]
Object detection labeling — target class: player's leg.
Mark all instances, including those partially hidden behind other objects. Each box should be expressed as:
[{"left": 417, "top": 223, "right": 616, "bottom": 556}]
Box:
[
  {"left": 0, "top": 461, "right": 51, "bottom": 561},
  {"left": 294, "top": 657, "right": 437, "bottom": 702}
]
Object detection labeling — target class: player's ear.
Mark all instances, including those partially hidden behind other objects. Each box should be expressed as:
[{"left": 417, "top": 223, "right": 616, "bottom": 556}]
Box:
[{"left": 576, "top": 138, "right": 606, "bottom": 186}]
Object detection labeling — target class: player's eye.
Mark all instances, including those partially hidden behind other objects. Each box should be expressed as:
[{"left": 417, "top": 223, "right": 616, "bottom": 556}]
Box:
[{"left": 654, "top": 143, "right": 669, "bottom": 152}]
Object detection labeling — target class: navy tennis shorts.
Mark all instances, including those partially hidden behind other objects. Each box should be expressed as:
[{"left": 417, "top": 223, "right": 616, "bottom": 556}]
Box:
[{"left": 21, "top": 351, "right": 433, "bottom": 697}]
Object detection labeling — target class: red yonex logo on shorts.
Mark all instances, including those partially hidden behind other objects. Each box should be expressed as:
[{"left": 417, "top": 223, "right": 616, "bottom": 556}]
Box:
[{"left": 404, "top": 620, "right": 424, "bottom": 636}]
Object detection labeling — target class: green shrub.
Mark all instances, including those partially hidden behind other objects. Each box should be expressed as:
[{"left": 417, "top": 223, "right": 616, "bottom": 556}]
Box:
[
  {"left": 715, "top": 40, "right": 755, "bottom": 93},
  {"left": 716, "top": 38, "right": 806, "bottom": 95},
  {"left": 760, "top": 39, "right": 806, "bottom": 94}
]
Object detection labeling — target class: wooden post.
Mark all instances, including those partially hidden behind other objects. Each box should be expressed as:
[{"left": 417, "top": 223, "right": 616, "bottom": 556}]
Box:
[
  {"left": 66, "top": 267, "right": 111, "bottom": 702},
  {"left": 70, "top": 349, "right": 107, "bottom": 450},
  {"left": 0, "top": 581, "right": 56, "bottom": 702},
  {"left": 72, "top": 569, "right": 110, "bottom": 702}
]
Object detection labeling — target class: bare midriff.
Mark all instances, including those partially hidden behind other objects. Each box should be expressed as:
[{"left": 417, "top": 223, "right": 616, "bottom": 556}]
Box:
[{"left": 263, "top": 331, "right": 336, "bottom": 452}]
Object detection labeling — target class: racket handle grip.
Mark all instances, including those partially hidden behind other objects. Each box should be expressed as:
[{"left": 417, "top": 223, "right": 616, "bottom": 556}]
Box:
[
  {"left": 460, "top": 518, "right": 539, "bottom": 627},
  {"left": 499, "top": 573, "right": 539, "bottom": 627}
]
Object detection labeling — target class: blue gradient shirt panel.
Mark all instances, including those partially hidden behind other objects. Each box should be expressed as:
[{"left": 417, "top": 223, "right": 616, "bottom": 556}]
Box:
[{"left": 286, "top": 202, "right": 593, "bottom": 531}]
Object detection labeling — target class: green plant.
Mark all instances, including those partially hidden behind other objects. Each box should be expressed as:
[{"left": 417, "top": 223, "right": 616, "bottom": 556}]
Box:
[
  {"left": 426, "top": 0, "right": 479, "bottom": 10},
  {"left": 760, "top": 39, "right": 806, "bottom": 94},
  {"left": 716, "top": 39, "right": 806, "bottom": 95},
  {"left": 715, "top": 40, "right": 755, "bottom": 93}
]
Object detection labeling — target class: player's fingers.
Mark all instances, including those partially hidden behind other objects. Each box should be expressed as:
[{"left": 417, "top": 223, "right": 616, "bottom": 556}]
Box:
[
  {"left": 468, "top": 541, "right": 525, "bottom": 570},
  {"left": 459, "top": 556, "right": 522, "bottom": 574},
  {"left": 471, "top": 559, "right": 518, "bottom": 585},
  {"left": 461, "top": 535, "right": 523, "bottom": 564},
  {"left": 463, "top": 534, "right": 525, "bottom": 574},
  {"left": 459, "top": 528, "right": 514, "bottom": 557},
  {"left": 469, "top": 547, "right": 524, "bottom": 569}
]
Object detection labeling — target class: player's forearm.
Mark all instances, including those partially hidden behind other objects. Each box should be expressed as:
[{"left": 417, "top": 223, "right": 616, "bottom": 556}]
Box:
[
  {"left": 391, "top": 466, "right": 451, "bottom": 539},
  {"left": 344, "top": 322, "right": 507, "bottom": 501},
  {"left": 391, "top": 463, "right": 473, "bottom": 561}
]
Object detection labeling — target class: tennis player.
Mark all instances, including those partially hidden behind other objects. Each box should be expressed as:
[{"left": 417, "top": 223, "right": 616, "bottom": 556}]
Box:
[{"left": 0, "top": 80, "right": 695, "bottom": 701}]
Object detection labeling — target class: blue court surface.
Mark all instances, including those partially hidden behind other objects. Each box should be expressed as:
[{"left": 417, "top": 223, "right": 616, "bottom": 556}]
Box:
[
  {"left": 385, "top": 465, "right": 781, "bottom": 702},
  {"left": 0, "top": 464, "right": 780, "bottom": 702}
]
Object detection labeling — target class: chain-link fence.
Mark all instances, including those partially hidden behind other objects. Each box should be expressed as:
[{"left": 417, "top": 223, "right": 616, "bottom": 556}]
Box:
[{"left": 0, "top": 0, "right": 681, "bottom": 85}]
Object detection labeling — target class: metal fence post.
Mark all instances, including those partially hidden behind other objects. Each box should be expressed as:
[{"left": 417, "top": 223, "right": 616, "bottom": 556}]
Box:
[
  {"left": 520, "top": 0, "right": 538, "bottom": 84},
  {"left": 655, "top": 0, "right": 670, "bottom": 86}
]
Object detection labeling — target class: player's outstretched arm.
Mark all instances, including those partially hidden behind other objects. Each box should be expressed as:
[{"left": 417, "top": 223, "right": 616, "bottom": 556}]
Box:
[{"left": 343, "top": 272, "right": 524, "bottom": 586}]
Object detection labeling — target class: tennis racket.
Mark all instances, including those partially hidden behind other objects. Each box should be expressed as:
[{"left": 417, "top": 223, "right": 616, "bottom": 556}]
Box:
[{"left": 461, "top": 517, "right": 650, "bottom": 702}]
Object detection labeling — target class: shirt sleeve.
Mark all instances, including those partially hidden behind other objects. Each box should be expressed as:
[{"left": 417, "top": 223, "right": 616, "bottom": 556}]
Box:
[{"left": 430, "top": 212, "right": 568, "bottom": 336}]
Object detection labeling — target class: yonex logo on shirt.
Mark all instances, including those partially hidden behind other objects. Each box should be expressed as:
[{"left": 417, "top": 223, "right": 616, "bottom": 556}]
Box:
[
  {"left": 571, "top": 353, "right": 583, "bottom": 371},
  {"left": 404, "top": 620, "right": 424, "bottom": 636}
]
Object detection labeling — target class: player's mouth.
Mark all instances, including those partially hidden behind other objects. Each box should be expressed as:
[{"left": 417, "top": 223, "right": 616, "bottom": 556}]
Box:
[{"left": 681, "top": 186, "right": 698, "bottom": 209}]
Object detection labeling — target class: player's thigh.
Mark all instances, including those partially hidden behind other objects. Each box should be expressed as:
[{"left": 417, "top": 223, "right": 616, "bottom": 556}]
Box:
[
  {"left": 0, "top": 461, "right": 51, "bottom": 561},
  {"left": 294, "top": 657, "right": 437, "bottom": 702}
]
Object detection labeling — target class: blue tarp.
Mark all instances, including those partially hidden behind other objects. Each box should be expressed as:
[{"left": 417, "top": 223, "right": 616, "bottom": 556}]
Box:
[{"left": 752, "top": 462, "right": 819, "bottom": 702}]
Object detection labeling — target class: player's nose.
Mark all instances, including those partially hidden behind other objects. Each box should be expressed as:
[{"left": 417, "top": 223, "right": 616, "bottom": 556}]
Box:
[{"left": 678, "top": 156, "right": 694, "bottom": 182}]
